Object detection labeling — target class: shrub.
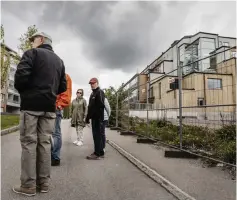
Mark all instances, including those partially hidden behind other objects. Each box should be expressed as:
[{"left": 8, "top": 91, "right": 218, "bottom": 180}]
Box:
[
  {"left": 130, "top": 118, "right": 236, "bottom": 164},
  {"left": 215, "top": 125, "right": 236, "bottom": 141}
]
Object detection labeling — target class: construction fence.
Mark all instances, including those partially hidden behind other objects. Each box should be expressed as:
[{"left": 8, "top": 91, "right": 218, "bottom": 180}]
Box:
[{"left": 108, "top": 46, "right": 236, "bottom": 164}]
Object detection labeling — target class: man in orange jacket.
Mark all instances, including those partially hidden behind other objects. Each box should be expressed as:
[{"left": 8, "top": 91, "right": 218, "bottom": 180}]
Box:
[{"left": 51, "top": 73, "right": 72, "bottom": 166}]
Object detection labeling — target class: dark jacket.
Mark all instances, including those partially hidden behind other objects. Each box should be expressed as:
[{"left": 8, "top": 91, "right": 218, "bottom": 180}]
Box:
[
  {"left": 14, "top": 44, "right": 67, "bottom": 112},
  {"left": 86, "top": 87, "right": 105, "bottom": 121}
]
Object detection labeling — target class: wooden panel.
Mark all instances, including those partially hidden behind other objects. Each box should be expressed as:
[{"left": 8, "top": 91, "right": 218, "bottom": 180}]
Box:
[{"left": 138, "top": 74, "right": 148, "bottom": 103}]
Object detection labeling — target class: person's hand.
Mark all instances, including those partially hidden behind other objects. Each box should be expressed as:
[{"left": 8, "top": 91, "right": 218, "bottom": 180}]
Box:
[{"left": 85, "top": 117, "right": 90, "bottom": 124}]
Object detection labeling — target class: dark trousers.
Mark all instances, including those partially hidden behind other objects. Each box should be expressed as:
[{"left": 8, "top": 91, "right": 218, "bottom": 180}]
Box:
[
  {"left": 91, "top": 119, "right": 104, "bottom": 156},
  {"left": 102, "top": 120, "right": 108, "bottom": 149}
]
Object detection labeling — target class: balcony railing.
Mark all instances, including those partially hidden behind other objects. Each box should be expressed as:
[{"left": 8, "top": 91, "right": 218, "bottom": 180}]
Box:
[
  {"left": 7, "top": 100, "right": 20, "bottom": 108},
  {"left": 129, "top": 103, "right": 152, "bottom": 110},
  {"left": 8, "top": 88, "right": 19, "bottom": 95}
]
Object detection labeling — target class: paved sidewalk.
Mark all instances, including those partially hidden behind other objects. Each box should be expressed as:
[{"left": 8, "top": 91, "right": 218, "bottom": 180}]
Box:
[
  {"left": 1, "top": 120, "right": 176, "bottom": 200},
  {"left": 106, "top": 128, "right": 236, "bottom": 200}
]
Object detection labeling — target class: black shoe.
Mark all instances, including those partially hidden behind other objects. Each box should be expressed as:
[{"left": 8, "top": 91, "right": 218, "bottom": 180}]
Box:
[
  {"left": 51, "top": 159, "right": 60, "bottom": 166},
  {"left": 71, "top": 124, "right": 75, "bottom": 127},
  {"left": 100, "top": 150, "right": 105, "bottom": 158}
]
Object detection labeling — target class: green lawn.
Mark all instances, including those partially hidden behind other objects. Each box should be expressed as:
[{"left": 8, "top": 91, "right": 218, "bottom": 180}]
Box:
[{"left": 1, "top": 115, "right": 20, "bottom": 130}]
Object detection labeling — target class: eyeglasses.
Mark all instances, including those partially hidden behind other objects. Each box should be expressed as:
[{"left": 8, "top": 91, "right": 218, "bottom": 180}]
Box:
[{"left": 77, "top": 92, "right": 82, "bottom": 94}]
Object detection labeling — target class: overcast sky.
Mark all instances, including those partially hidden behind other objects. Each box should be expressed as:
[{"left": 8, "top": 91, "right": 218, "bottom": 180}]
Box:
[{"left": 1, "top": 1, "right": 236, "bottom": 101}]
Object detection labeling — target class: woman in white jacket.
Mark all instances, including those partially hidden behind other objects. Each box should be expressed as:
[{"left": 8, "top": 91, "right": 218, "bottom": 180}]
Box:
[{"left": 102, "top": 97, "right": 111, "bottom": 152}]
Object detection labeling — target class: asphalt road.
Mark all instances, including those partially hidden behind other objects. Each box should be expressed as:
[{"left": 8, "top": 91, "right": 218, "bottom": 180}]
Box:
[{"left": 1, "top": 120, "right": 176, "bottom": 200}]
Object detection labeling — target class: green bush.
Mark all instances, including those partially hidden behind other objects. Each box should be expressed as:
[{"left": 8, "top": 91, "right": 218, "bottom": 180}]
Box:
[
  {"left": 213, "top": 125, "right": 236, "bottom": 164},
  {"left": 129, "top": 117, "right": 236, "bottom": 164},
  {"left": 215, "top": 125, "right": 236, "bottom": 141}
]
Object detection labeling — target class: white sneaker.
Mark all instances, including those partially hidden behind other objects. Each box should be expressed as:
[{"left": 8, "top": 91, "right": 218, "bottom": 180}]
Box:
[
  {"left": 76, "top": 141, "right": 83, "bottom": 146},
  {"left": 73, "top": 140, "right": 78, "bottom": 144}
]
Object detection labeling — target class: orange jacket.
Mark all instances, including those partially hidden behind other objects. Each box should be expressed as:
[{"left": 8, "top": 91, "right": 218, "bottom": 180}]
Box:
[{"left": 56, "top": 74, "right": 72, "bottom": 110}]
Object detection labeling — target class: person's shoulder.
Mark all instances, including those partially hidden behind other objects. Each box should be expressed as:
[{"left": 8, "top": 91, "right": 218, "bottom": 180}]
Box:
[
  {"left": 22, "top": 48, "right": 35, "bottom": 57},
  {"left": 99, "top": 88, "right": 105, "bottom": 95}
]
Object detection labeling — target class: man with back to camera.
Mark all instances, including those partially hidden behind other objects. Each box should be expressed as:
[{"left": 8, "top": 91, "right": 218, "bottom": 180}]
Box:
[
  {"left": 13, "top": 32, "right": 67, "bottom": 196},
  {"left": 85, "top": 78, "right": 105, "bottom": 160}
]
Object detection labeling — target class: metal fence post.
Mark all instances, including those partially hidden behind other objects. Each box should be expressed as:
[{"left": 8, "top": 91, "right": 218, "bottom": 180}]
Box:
[
  {"left": 127, "top": 87, "right": 130, "bottom": 131},
  {"left": 146, "top": 81, "right": 149, "bottom": 132},
  {"left": 178, "top": 64, "right": 183, "bottom": 149}
]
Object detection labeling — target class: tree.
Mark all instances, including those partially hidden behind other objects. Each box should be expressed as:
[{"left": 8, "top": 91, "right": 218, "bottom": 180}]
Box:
[
  {"left": 104, "top": 86, "right": 117, "bottom": 126},
  {"left": 104, "top": 85, "right": 129, "bottom": 127},
  {"left": 18, "top": 25, "right": 38, "bottom": 53},
  {"left": 0, "top": 24, "right": 11, "bottom": 89}
]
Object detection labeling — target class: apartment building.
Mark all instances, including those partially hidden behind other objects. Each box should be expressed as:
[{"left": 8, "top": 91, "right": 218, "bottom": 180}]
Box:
[
  {"left": 144, "top": 32, "right": 236, "bottom": 83},
  {"left": 123, "top": 32, "right": 236, "bottom": 122},
  {"left": 149, "top": 51, "right": 236, "bottom": 120},
  {"left": 1, "top": 43, "right": 20, "bottom": 113}
]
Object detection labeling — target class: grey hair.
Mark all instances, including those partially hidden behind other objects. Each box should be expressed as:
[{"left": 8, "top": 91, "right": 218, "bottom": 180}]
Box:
[{"left": 43, "top": 37, "right": 52, "bottom": 46}]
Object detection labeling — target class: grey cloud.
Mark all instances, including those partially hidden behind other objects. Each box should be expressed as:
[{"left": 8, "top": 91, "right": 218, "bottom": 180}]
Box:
[
  {"left": 2, "top": 1, "right": 236, "bottom": 74},
  {"left": 2, "top": 1, "right": 164, "bottom": 72},
  {"left": 38, "top": 1, "right": 163, "bottom": 72}
]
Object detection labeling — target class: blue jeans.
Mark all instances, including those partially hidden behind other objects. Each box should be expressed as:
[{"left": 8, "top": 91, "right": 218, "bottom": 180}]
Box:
[{"left": 51, "top": 109, "right": 62, "bottom": 161}]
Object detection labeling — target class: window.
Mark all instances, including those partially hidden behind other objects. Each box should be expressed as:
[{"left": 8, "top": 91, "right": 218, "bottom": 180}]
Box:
[
  {"left": 200, "top": 38, "right": 215, "bottom": 71},
  {"left": 158, "top": 82, "right": 161, "bottom": 99},
  {"left": 13, "top": 95, "right": 19, "bottom": 102},
  {"left": 219, "top": 41, "right": 222, "bottom": 47},
  {"left": 232, "top": 51, "right": 237, "bottom": 58},
  {"left": 197, "top": 98, "right": 205, "bottom": 106},
  {"left": 223, "top": 42, "right": 229, "bottom": 47},
  {"left": 210, "top": 55, "right": 217, "bottom": 69},
  {"left": 153, "top": 65, "right": 161, "bottom": 72},
  {"left": 150, "top": 86, "right": 154, "bottom": 97},
  {"left": 207, "top": 78, "right": 222, "bottom": 89}
]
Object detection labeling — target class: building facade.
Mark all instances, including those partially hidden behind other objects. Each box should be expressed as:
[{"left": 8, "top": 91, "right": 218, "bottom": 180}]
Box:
[
  {"left": 122, "top": 32, "right": 236, "bottom": 125},
  {"left": 1, "top": 44, "right": 20, "bottom": 113},
  {"left": 145, "top": 32, "right": 236, "bottom": 83}
]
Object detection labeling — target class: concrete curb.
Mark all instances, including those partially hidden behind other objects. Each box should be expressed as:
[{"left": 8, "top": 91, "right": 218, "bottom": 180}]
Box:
[
  {"left": 1, "top": 125, "right": 19, "bottom": 136},
  {"left": 107, "top": 139, "right": 196, "bottom": 200}
]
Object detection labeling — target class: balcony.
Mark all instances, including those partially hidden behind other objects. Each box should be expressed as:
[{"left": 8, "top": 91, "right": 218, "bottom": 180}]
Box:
[
  {"left": 9, "top": 75, "right": 15, "bottom": 81},
  {"left": 7, "top": 100, "right": 20, "bottom": 108},
  {"left": 8, "top": 88, "right": 19, "bottom": 95}
]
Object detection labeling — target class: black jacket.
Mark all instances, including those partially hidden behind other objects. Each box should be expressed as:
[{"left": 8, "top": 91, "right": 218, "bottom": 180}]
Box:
[
  {"left": 14, "top": 44, "right": 67, "bottom": 112},
  {"left": 86, "top": 87, "right": 105, "bottom": 121}
]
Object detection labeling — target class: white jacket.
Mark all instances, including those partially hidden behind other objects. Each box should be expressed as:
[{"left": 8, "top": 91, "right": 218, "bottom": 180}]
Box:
[{"left": 104, "top": 98, "right": 111, "bottom": 121}]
